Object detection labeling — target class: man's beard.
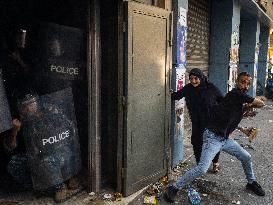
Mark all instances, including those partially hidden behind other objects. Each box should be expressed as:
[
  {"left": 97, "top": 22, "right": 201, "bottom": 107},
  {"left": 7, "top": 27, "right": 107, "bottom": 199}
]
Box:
[{"left": 240, "top": 88, "right": 248, "bottom": 93}]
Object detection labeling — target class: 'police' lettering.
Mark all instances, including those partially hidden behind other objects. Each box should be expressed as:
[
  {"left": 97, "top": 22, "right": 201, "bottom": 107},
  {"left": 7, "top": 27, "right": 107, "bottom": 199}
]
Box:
[
  {"left": 42, "top": 130, "right": 70, "bottom": 146},
  {"left": 50, "top": 65, "right": 79, "bottom": 75}
]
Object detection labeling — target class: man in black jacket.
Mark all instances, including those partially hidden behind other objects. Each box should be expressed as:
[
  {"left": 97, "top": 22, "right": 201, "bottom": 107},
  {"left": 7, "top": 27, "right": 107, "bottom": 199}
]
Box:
[{"left": 165, "top": 72, "right": 265, "bottom": 203}]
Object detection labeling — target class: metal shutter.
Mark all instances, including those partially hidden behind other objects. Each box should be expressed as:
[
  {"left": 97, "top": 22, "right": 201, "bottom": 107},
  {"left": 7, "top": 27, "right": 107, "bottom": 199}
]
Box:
[{"left": 187, "top": 0, "right": 211, "bottom": 76}]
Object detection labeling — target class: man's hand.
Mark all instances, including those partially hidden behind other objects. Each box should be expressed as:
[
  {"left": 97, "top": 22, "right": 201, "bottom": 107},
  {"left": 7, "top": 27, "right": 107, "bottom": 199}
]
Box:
[
  {"left": 247, "top": 97, "right": 265, "bottom": 108},
  {"left": 12, "top": 119, "right": 21, "bottom": 132},
  {"left": 229, "top": 132, "right": 235, "bottom": 139},
  {"left": 256, "top": 96, "right": 267, "bottom": 102},
  {"left": 3, "top": 119, "right": 22, "bottom": 152}
]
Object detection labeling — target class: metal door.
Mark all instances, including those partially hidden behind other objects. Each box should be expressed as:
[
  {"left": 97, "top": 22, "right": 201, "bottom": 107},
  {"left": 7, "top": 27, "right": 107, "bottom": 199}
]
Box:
[{"left": 122, "top": 1, "right": 171, "bottom": 196}]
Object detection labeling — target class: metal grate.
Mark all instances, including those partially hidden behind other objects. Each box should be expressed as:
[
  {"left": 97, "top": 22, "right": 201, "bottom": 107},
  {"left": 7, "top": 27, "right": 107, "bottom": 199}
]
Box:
[{"left": 186, "top": 0, "right": 211, "bottom": 75}]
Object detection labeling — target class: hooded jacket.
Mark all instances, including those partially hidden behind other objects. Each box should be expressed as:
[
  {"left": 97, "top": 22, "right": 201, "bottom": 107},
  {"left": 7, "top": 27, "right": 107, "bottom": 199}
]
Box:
[{"left": 172, "top": 68, "right": 223, "bottom": 126}]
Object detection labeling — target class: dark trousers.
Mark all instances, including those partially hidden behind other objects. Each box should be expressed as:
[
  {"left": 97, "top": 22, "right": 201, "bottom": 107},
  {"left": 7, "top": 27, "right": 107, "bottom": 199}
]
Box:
[{"left": 191, "top": 122, "right": 220, "bottom": 164}]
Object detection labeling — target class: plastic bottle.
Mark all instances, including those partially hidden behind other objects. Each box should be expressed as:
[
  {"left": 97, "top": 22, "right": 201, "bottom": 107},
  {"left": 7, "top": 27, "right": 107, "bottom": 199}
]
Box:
[
  {"left": 143, "top": 196, "right": 156, "bottom": 204},
  {"left": 187, "top": 187, "right": 201, "bottom": 205}
]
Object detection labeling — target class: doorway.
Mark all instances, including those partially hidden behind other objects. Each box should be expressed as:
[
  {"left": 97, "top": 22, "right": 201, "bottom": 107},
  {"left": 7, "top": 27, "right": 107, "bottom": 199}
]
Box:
[
  {"left": 99, "top": 0, "right": 171, "bottom": 196},
  {"left": 0, "top": 0, "right": 88, "bottom": 197}
]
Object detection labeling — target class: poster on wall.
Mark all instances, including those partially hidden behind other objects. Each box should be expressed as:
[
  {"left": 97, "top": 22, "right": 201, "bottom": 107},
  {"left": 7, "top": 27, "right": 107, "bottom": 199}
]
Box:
[
  {"left": 172, "top": 66, "right": 186, "bottom": 168},
  {"left": 228, "top": 63, "right": 238, "bottom": 91},
  {"left": 177, "top": 7, "right": 187, "bottom": 66},
  {"left": 253, "top": 64, "right": 258, "bottom": 96},
  {"left": 252, "top": 43, "right": 260, "bottom": 96},
  {"left": 175, "top": 67, "right": 186, "bottom": 127},
  {"left": 176, "top": 66, "right": 185, "bottom": 91},
  {"left": 228, "top": 30, "right": 239, "bottom": 91}
]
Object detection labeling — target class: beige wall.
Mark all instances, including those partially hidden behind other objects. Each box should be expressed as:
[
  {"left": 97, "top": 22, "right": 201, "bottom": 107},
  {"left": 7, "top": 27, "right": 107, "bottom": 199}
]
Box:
[{"left": 133, "top": 0, "right": 172, "bottom": 10}]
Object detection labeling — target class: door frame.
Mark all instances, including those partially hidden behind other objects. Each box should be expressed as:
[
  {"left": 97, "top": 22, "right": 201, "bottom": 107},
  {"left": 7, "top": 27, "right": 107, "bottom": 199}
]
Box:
[
  {"left": 116, "top": 0, "right": 125, "bottom": 193},
  {"left": 87, "top": 0, "right": 101, "bottom": 193}
]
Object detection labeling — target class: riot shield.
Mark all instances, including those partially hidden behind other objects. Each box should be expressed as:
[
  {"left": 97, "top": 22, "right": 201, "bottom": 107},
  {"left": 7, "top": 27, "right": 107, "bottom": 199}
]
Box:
[
  {"left": 0, "top": 69, "right": 12, "bottom": 133},
  {"left": 36, "top": 22, "right": 85, "bottom": 81},
  {"left": 18, "top": 88, "right": 81, "bottom": 190}
]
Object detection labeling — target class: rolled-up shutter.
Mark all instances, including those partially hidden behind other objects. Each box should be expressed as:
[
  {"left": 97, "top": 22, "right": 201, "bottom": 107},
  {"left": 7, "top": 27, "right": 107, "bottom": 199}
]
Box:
[{"left": 187, "top": 0, "right": 211, "bottom": 76}]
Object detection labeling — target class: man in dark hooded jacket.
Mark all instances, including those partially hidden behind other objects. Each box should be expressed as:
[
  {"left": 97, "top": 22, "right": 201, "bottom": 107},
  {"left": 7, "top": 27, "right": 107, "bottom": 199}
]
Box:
[{"left": 172, "top": 68, "right": 223, "bottom": 172}]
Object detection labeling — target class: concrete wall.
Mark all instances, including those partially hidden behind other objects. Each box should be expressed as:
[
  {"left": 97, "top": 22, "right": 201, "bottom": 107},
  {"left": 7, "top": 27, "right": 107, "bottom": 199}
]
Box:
[
  {"left": 209, "top": 0, "right": 240, "bottom": 94},
  {"left": 239, "top": 12, "right": 260, "bottom": 97},
  {"left": 257, "top": 26, "right": 270, "bottom": 94}
]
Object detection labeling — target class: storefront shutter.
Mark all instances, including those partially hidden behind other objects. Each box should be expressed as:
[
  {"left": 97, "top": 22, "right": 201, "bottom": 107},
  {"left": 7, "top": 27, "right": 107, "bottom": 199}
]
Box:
[{"left": 187, "top": 0, "right": 211, "bottom": 75}]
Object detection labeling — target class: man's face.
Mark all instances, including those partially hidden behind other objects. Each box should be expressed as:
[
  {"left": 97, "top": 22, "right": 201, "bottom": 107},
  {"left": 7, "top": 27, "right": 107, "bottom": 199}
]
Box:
[
  {"left": 48, "top": 39, "right": 62, "bottom": 57},
  {"left": 190, "top": 75, "right": 201, "bottom": 87},
  {"left": 15, "top": 32, "right": 26, "bottom": 49},
  {"left": 236, "top": 76, "right": 252, "bottom": 93},
  {"left": 22, "top": 101, "right": 39, "bottom": 119}
]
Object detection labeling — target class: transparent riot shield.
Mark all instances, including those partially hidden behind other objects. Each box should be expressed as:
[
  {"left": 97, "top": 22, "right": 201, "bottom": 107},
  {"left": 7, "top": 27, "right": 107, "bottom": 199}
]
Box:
[
  {"left": 0, "top": 69, "right": 12, "bottom": 133},
  {"left": 18, "top": 88, "right": 81, "bottom": 190}
]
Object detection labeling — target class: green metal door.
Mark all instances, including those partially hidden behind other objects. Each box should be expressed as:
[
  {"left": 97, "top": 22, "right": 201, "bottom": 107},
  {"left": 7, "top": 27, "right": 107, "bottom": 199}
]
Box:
[{"left": 122, "top": 1, "right": 171, "bottom": 196}]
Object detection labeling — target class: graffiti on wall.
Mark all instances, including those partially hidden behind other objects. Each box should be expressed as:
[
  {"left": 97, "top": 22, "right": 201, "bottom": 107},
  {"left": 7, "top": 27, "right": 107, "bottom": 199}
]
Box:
[
  {"left": 253, "top": 43, "right": 261, "bottom": 96},
  {"left": 175, "top": 67, "right": 185, "bottom": 138}
]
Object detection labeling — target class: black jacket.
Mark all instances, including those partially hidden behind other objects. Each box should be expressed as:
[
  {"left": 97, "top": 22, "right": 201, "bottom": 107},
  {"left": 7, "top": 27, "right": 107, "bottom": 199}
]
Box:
[{"left": 172, "top": 82, "right": 223, "bottom": 126}]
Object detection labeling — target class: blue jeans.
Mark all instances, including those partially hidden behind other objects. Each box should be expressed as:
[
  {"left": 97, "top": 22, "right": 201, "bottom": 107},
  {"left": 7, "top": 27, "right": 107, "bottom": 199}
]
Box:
[{"left": 174, "top": 129, "right": 256, "bottom": 189}]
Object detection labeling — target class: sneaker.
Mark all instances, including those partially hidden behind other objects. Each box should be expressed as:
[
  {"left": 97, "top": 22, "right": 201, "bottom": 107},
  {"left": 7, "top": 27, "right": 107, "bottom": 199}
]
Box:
[
  {"left": 212, "top": 163, "right": 220, "bottom": 174},
  {"left": 246, "top": 181, "right": 265, "bottom": 196},
  {"left": 164, "top": 185, "right": 179, "bottom": 203}
]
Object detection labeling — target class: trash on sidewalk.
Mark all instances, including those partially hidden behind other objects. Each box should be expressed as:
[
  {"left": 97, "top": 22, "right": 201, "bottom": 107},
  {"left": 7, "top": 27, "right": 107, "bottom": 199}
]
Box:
[
  {"left": 86, "top": 191, "right": 122, "bottom": 203},
  {"left": 103, "top": 193, "right": 112, "bottom": 200},
  {"left": 159, "top": 176, "right": 168, "bottom": 186},
  {"left": 84, "top": 192, "right": 97, "bottom": 202},
  {"left": 89, "top": 192, "right": 95, "bottom": 196},
  {"left": 146, "top": 185, "right": 159, "bottom": 195},
  {"left": 177, "top": 162, "right": 189, "bottom": 169},
  {"left": 248, "top": 127, "right": 258, "bottom": 143},
  {"left": 172, "top": 162, "right": 189, "bottom": 175},
  {"left": 143, "top": 196, "right": 157, "bottom": 204},
  {"left": 113, "top": 192, "right": 122, "bottom": 201},
  {"left": 0, "top": 202, "right": 20, "bottom": 205},
  {"left": 145, "top": 175, "right": 169, "bottom": 199}
]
